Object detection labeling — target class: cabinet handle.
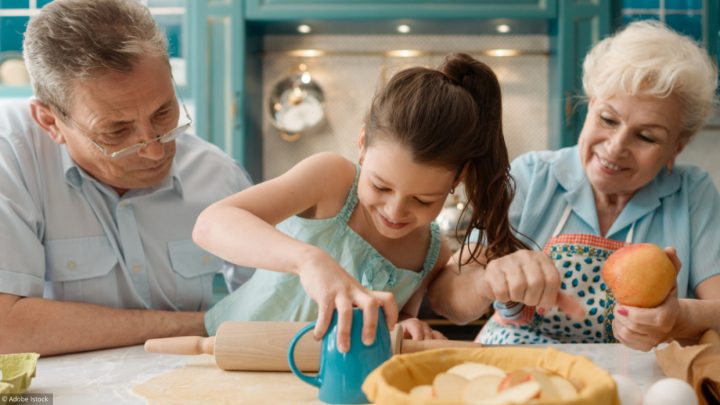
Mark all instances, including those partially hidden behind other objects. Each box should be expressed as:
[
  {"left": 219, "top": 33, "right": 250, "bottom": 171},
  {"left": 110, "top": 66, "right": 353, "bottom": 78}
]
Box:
[{"left": 565, "top": 92, "right": 573, "bottom": 128}]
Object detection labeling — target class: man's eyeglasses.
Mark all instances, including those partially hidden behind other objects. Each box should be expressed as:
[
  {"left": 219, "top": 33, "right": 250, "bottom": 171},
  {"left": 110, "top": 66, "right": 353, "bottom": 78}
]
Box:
[{"left": 55, "top": 86, "right": 193, "bottom": 160}]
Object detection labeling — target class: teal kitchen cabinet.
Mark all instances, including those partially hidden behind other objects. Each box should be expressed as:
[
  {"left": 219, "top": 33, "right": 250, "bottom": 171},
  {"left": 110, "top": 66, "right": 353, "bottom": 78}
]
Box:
[
  {"left": 191, "top": 0, "right": 611, "bottom": 180},
  {"left": 0, "top": 1, "right": 190, "bottom": 98},
  {"left": 245, "top": 0, "right": 557, "bottom": 20}
]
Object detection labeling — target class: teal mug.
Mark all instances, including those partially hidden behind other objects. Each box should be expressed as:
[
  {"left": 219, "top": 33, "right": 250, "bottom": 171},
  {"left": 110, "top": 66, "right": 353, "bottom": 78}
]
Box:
[{"left": 288, "top": 307, "right": 392, "bottom": 404}]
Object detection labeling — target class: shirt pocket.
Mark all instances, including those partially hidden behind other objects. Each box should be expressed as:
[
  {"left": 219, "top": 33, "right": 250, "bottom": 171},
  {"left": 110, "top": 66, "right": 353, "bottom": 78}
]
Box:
[
  {"left": 44, "top": 236, "right": 120, "bottom": 307},
  {"left": 167, "top": 239, "right": 224, "bottom": 311}
]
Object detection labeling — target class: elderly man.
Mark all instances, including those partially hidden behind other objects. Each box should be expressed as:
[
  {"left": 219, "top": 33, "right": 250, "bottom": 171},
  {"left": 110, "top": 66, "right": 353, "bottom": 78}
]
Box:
[{"left": 0, "top": 0, "right": 252, "bottom": 355}]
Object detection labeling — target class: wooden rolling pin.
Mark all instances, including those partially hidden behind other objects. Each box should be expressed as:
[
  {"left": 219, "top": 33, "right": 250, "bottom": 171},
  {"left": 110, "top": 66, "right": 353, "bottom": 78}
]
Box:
[{"left": 144, "top": 321, "right": 481, "bottom": 372}]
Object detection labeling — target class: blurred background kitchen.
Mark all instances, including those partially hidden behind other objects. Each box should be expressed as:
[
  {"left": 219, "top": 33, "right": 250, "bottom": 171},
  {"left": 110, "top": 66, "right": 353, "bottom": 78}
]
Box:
[{"left": 1, "top": 0, "right": 718, "bottom": 338}]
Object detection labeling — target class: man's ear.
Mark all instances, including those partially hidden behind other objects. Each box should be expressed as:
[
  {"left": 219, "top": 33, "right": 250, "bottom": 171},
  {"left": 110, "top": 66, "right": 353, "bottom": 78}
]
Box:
[
  {"left": 30, "top": 99, "right": 67, "bottom": 144},
  {"left": 358, "top": 124, "right": 367, "bottom": 165}
]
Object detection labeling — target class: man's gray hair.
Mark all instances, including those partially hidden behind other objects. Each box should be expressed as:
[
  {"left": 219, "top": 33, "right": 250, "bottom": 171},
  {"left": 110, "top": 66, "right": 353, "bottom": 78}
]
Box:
[{"left": 23, "top": 0, "right": 169, "bottom": 114}]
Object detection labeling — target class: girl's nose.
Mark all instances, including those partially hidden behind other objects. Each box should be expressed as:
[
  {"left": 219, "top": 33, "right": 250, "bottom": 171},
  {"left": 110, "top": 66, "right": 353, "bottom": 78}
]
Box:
[{"left": 386, "top": 196, "right": 407, "bottom": 219}]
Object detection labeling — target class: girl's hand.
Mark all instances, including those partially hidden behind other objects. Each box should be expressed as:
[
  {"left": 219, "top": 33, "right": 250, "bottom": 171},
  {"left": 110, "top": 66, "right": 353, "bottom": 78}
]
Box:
[
  {"left": 399, "top": 317, "right": 447, "bottom": 340},
  {"left": 612, "top": 247, "right": 682, "bottom": 351},
  {"left": 478, "top": 249, "right": 585, "bottom": 320},
  {"left": 296, "top": 248, "right": 398, "bottom": 353}
]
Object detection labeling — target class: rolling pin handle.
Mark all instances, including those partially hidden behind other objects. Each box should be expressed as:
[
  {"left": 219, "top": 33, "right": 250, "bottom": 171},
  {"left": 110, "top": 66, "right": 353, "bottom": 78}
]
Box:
[{"left": 144, "top": 336, "right": 216, "bottom": 355}]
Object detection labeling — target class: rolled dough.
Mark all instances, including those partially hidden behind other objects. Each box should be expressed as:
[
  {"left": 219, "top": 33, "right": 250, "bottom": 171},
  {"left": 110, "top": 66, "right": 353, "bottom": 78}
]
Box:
[{"left": 133, "top": 355, "right": 323, "bottom": 404}]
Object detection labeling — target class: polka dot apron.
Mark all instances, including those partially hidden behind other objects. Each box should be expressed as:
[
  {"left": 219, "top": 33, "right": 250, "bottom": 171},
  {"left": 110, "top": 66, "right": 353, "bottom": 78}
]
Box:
[{"left": 477, "top": 206, "right": 632, "bottom": 344}]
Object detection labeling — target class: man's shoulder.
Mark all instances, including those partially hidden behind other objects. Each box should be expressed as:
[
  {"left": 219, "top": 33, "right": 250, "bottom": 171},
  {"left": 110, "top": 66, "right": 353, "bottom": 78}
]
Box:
[
  {"left": 174, "top": 133, "right": 237, "bottom": 166},
  {"left": 0, "top": 99, "right": 34, "bottom": 135},
  {"left": 173, "top": 133, "right": 252, "bottom": 187}
]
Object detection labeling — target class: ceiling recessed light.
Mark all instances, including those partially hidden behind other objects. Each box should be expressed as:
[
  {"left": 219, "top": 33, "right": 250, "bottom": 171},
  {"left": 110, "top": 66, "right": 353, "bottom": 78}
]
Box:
[
  {"left": 297, "top": 24, "right": 312, "bottom": 34},
  {"left": 396, "top": 24, "right": 411, "bottom": 34},
  {"left": 485, "top": 49, "right": 519, "bottom": 57},
  {"left": 387, "top": 49, "right": 422, "bottom": 58},
  {"left": 288, "top": 49, "right": 325, "bottom": 57},
  {"left": 496, "top": 24, "right": 511, "bottom": 34}
]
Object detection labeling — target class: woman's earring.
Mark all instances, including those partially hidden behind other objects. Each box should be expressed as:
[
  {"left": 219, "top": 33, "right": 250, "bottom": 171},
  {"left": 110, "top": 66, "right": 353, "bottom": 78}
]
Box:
[{"left": 450, "top": 187, "right": 456, "bottom": 194}]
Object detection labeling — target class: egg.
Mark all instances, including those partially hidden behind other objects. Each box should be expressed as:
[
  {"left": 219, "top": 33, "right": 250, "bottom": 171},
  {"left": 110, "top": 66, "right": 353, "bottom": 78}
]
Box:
[
  {"left": 642, "top": 378, "right": 698, "bottom": 405},
  {"left": 612, "top": 374, "right": 642, "bottom": 405}
]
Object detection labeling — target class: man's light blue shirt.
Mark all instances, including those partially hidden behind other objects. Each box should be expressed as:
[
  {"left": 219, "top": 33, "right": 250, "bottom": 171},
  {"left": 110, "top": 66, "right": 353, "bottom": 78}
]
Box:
[
  {"left": 0, "top": 99, "right": 253, "bottom": 310},
  {"left": 501, "top": 146, "right": 720, "bottom": 298}
]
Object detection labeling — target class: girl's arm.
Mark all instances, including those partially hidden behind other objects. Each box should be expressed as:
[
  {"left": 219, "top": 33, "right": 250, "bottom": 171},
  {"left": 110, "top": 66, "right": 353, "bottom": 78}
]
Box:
[
  {"left": 427, "top": 244, "right": 494, "bottom": 325},
  {"left": 428, "top": 244, "right": 584, "bottom": 325},
  {"left": 192, "top": 152, "right": 398, "bottom": 353},
  {"left": 396, "top": 239, "right": 454, "bottom": 340}
]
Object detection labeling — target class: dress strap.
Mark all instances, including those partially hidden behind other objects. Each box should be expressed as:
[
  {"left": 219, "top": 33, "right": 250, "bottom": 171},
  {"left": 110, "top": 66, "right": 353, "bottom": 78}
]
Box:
[
  {"left": 419, "top": 222, "right": 442, "bottom": 277},
  {"left": 336, "top": 163, "right": 361, "bottom": 224}
]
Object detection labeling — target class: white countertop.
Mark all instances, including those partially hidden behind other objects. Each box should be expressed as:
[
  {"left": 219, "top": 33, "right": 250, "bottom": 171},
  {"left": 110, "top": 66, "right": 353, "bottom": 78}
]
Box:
[{"left": 25, "top": 343, "right": 666, "bottom": 404}]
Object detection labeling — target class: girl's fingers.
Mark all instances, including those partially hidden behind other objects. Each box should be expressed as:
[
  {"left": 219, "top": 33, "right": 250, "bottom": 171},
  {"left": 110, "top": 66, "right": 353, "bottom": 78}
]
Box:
[
  {"left": 335, "top": 297, "right": 354, "bottom": 353},
  {"left": 314, "top": 301, "right": 334, "bottom": 341}
]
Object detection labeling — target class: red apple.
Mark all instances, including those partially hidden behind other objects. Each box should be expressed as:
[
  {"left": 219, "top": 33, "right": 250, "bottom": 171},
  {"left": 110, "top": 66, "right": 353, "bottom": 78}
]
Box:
[{"left": 602, "top": 243, "right": 676, "bottom": 308}]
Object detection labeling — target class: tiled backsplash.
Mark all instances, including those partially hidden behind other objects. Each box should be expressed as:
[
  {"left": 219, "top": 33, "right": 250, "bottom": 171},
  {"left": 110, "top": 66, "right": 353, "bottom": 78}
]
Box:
[{"left": 261, "top": 34, "right": 549, "bottom": 180}]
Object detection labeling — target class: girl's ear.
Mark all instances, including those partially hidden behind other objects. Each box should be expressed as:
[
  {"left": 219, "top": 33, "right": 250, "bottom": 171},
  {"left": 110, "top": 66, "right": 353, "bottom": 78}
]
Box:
[
  {"left": 453, "top": 162, "right": 469, "bottom": 189},
  {"left": 30, "top": 99, "right": 67, "bottom": 144},
  {"left": 358, "top": 124, "right": 367, "bottom": 165}
]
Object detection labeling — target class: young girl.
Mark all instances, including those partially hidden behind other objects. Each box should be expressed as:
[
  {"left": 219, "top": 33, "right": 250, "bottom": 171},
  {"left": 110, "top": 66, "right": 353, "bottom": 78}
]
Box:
[{"left": 193, "top": 53, "right": 525, "bottom": 353}]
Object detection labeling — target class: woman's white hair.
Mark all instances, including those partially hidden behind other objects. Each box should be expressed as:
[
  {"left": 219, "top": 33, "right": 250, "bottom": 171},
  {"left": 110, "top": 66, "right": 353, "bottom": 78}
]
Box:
[
  {"left": 583, "top": 20, "right": 718, "bottom": 138},
  {"left": 23, "top": 0, "right": 169, "bottom": 115}
]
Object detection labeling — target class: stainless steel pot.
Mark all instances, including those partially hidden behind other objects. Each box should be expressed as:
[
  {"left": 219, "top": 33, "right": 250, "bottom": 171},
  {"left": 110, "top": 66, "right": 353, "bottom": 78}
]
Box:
[{"left": 268, "top": 65, "right": 326, "bottom": 142}]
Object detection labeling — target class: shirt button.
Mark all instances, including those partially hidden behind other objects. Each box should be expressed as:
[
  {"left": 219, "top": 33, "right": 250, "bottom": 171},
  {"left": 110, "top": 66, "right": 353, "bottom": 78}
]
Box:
[
  {"left": 132, "top": 265, "right": 141, "bottom": 273},
  {"left": 67, "top": 260, "right": 77, "bottom": 270},
  {"left": 202, "top": 255, "right": 210, "bottom": 265}
]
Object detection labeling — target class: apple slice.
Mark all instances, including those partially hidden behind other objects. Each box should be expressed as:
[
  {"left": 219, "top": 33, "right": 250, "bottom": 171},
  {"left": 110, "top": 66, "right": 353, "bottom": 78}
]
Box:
[
  {"left": 447, "top": 362, "right": 507, "bottom": 380},
  {"left": 433, "top": 372, "right": 468, "bottom": 401},
  {"left": 549, "top": 375, "right": 578, "bottom": 400},
  {"left": 467, "top": 381, "right": 542, "bottom": 405},
  {"left": 497, "top": 369, "right": 533, "bottom": 392},
  {"left": 461, "top": 374, "right": 504, "bottom": 403},
  {"left": 523, "top": 368, "right": 561, "bottom": 400},
  {"left": 409, "top": 384, "right": 434, "bottom": 399}
]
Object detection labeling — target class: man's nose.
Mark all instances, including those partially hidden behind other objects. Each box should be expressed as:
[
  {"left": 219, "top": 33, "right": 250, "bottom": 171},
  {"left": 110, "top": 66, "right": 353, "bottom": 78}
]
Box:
[{"left": 136, "top": 138, "right": 167, "bottom": 160}]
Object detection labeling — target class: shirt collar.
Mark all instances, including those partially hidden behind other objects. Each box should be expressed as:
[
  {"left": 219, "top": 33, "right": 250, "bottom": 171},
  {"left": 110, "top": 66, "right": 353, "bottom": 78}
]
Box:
[
  {"left": 61, "top": 146, "right": 183, "bottom": 197},
  {"left": 551, "top": 145, "right": 681, "bottom": 236}
]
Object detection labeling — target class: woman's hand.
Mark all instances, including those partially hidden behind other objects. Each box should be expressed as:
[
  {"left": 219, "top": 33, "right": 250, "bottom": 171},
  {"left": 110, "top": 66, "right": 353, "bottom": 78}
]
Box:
[
  {"left": 398, "top": 317, "right": 447, "bottom": 340},
  {"left": 479, "top": 249, "right": 585, "bottom": 320},
  {"left": 612, "top": 247, "right": 682, "bottom": 351},
  {"left": 296, "top": 247, "right": 398, "bottom": 353}
]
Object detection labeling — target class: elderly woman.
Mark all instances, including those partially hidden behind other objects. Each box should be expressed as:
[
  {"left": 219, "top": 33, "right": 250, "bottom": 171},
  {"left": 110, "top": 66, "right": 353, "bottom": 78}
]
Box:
[{"left": 428, "top": 20, "right": 720, "bottom": 351}]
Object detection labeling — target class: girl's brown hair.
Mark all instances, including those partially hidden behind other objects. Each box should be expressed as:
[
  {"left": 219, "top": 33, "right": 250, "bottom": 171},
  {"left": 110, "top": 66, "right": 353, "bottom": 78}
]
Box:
[{"left": 364, "top": 53, "right": 527, "bottom": 263}]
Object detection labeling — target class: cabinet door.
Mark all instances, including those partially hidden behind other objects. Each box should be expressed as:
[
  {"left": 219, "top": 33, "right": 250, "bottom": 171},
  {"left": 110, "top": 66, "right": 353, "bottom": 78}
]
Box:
[
  {"left": 0, "top": 1, "right": 191, "bottom": 98},
  {"left": 246, "top": 0, "right": 557, "bottom": 20},
  {"left": 548, "top": 1, "right": 611, "bottom": 148},
  {"left": 189, "top": 0, "right": 261, "bottom": 179}
]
